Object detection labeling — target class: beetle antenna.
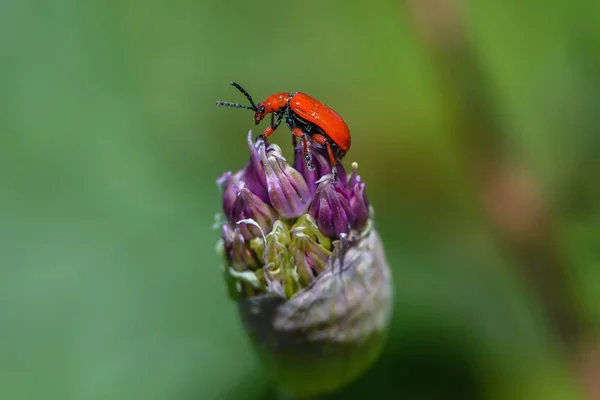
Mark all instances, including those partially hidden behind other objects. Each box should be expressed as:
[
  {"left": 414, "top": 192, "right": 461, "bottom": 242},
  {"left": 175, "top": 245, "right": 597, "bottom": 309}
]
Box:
[
  {"left": 215, "top": 101, "right": 256, "bottom": 110},
  {"left": 230, "top": 82, "right": 258, "bottom": 111}
]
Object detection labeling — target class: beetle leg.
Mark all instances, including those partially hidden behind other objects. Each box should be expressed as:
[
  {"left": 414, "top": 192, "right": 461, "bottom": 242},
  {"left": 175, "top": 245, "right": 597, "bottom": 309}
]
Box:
[
  {"left": 311, "top": 134, "right": 338, "bottom": 180},
  {"left": 272, "top": 113, "right": 283, "bottom": 130},
  {"left": 262, "top": 114, "right": 281, "bottom": 138},
  {"left": 290, "top": 126, "right": 304, "bottom": 139},
  {"left": 259, "top": 114, "right": 284, "bottom": 146},
  {"left": 302, "top": 137, "right": 315, "bottom": 171},
  {"left": 291, "top": 127, "right": 315, "bottom": 171}
]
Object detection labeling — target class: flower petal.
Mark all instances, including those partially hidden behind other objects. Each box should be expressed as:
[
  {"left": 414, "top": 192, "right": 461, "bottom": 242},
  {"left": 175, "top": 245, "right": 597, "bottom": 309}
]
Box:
[
  {"left": 262, "top": 143, "right": 312, "bottom": 218},
  {"left": 244, "top": 131, "right": 270, "bottom": 203},
  {"left": 231, "top": 186, "right": 277, "bottom": 240},
  {"left": 309, "top": 176, "right": 352, "bottom": 238}
]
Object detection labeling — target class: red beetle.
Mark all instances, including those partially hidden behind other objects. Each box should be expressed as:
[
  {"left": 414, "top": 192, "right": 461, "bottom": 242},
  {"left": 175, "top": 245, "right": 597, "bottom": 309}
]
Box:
[{"left": 216, "top": 82, "right": 351, "bottom": 175}]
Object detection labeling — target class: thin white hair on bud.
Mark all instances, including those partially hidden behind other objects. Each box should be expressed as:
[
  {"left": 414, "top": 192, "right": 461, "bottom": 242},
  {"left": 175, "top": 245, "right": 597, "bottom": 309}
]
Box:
[
  {"left": 236, "top": 218, "right": 266, "bottom": 248},
  {"left": 315, "top": 173, "right": 335, "bottom": 185},
  {"left": 266, "top": 143, "right": 286, "bottom": 159},
  {"left": 270, "top": 152, "right": 287, "bottom": 162}
]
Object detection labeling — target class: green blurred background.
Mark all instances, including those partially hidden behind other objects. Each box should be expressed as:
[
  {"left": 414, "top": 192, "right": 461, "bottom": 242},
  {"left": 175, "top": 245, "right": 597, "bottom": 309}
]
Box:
[{"left": 2, "top": 0, "right": 599, "bottom": 399}]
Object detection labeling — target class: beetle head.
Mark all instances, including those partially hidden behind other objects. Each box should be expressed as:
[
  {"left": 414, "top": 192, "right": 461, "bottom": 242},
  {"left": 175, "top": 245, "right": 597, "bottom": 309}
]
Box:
[
  {"left": 254, "top": 93, "right": 289, "bottom": 124},
  {"left": 254, "top": 103, "right": 268, "bottom": 124}
]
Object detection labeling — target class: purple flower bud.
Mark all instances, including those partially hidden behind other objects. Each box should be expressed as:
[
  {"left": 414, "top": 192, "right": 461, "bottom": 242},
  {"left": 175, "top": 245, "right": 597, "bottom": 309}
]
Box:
[
  {"left": 217, "top": 170, "right": 242, "bottom": 222},
  {"left": 346, "top": 162, "right": 361, "bottom": 189},
  {"left": 293, "top": 145, "right": 346, "bottom": 195},
  {"left": 309, "top": 176, "right": 352, "bottom": 239},
  {"left": 348, "top": 181, "right": 370, "bottom": 231},
  {"left": 261, "top": 142, "right": 312, "bottom": 218},
  {"left": 216, "top": 130, "right": 393, "bottom": 398},
  {"left": 221, "top": 223, "right": 260, "bottom": 271},
  {"left": 346, "top": 164, "right": 370, "bottom": 231},
  {"left": 244, "top": 131, "right": 269, "bottom": 203},
  {"left": 230, "top": 186, "right": 277, "bottom": 240}
]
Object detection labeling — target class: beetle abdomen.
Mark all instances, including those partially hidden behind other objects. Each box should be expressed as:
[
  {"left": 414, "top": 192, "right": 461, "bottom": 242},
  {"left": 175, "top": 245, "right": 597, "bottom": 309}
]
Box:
[{"left": 289, "top": 93, "right": 351, "bottom": 152}]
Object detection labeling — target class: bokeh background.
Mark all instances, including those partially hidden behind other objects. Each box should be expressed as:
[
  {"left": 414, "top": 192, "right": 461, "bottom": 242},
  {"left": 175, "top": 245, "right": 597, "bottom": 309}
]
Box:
[{"left": 2, "top": 0, "right": 599, "bottom": 399}]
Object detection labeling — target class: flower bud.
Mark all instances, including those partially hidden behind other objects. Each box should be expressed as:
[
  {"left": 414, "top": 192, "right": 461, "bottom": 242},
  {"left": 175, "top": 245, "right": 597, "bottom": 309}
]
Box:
[
  {"left": 215, "top": 130, "right": 393, "bottom": 398},
  {"left": 244, "top": 131, "right": 270, "bottom": 203},
  {"left": 230, "top": 186, "right": 277, "bottom": 240},
  {"left": 293, "top": 144, "right": 347, "bottom": 194},
  {"left": 217, "top": 170, "right": 241, "bottom": 222},
  {"left": 261, "top": 143, "right": 312, "bottom": 218},
  {"left": 309, "top": 175, "right": 352, "bottom": 238},
  {"left": 289, "top": 215, "right": 332, "bottom": 285},
  {"left": 347, "top": 163, "right": 370, "bottom": 231},
  {"left": 238, "top": 229, "right": 393, "bottom": 397},
  {"left": 221, "top": 223, "right": 259, "bottom": 271}
]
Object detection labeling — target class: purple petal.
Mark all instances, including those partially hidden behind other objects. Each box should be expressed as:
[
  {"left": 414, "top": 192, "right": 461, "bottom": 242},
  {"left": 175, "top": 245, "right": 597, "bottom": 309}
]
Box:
[
  {"left": 244, "top": 131, "right": 269, "bottom": 203},
  {"left": 293, "top": 145, "right": 320, "bottom": 195},
  {"left": 261, "top": 143, "right": 312, "bottom": 218},
  {"left": 221, "top": 224, "right": 259, "bottom": 270},
  {"left": 293, "top": 145, "right": 347, "bottom": 194},
  {"left": 309, "top": 177, "right": 351, "bottom": 238},
  {"left": 349, "top": 181, "right": 370, "bottom": 230},
  {"left": 346, "top": 163, "right": 370, "bottom": 230},
  {"left": 346, "top": 162, "right": 361, "bottom": 190},
  {"left": 217, "top": 170, "right": 243, "bottom": 222},
  {"left": 231, "top": 186, "right": 277, "bottom": 240}
]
